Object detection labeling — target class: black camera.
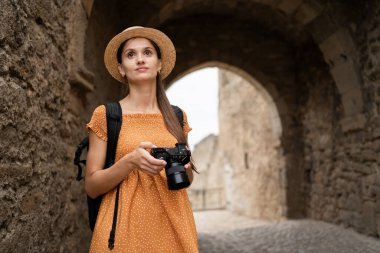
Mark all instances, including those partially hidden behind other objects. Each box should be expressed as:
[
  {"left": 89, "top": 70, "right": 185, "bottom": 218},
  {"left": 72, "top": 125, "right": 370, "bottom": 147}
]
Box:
[{"left": 151, "top": 143, "right": 191, "bottom": 190}]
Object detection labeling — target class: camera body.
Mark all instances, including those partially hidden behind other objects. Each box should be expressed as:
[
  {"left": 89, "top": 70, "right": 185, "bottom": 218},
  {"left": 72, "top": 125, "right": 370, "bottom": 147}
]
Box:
[{"left": 151, "top": 143, "right": 191, "bottom": 190}]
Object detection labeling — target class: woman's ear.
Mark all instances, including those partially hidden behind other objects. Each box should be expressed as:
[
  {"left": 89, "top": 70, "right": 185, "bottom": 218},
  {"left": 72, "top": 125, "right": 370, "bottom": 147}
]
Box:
[
  {"left": 157, "top": 60, "right": 162, "bottom": 73},
  {"left": 118, "top": 64, "right": 125, "bottom": 77}
]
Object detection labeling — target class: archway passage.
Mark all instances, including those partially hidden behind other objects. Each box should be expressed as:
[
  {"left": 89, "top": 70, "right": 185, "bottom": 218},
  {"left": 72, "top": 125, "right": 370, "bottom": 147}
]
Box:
[
  {"left": 80, "top": 0, "right": 378, "bottom": 239},
  {"left": 170, "top": 64, "right": 285, "bottom": 220}
]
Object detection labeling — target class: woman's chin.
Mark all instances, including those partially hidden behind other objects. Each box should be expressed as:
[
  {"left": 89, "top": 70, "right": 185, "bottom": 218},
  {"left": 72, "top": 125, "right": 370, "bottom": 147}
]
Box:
[{"left": 129, "top": 75, "right": 158, "bottom": 83}]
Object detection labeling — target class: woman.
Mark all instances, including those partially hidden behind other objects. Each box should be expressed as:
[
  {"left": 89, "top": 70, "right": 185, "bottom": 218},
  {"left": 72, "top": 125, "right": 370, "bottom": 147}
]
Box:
[{"left": 85, "top": 26, "right": 198, "bottom": 252}]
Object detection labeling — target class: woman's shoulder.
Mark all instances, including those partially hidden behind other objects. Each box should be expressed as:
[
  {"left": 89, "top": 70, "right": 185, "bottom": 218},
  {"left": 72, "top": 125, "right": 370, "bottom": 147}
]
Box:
[
  {"left": 87, "top": 105, "right": 107, "bottom": 124},
  {"left": 86, "top": 105, "right": 107, "bottom": 141},
  {"left": 92, "top": 105, "right": 106, "bottom": 116}
]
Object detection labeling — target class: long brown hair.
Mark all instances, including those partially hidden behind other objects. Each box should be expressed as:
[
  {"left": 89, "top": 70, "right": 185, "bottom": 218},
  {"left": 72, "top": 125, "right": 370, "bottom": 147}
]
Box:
[{"left": 156, "top": 73, "right": 198, "bottom": 173}]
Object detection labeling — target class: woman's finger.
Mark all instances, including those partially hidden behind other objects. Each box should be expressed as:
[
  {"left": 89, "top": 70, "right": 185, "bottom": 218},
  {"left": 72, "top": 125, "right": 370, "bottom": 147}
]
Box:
[
  {"left": 140, "top": 159, "right": 165, "bottom": 171},
  {"left": 139, "top": 165, "right": 156, "bottom": 175},
  {"left": 140, "top": 165, "right": 162, "bottom": 176},
  {"left": 139, "top": 141, "right": 157, "bottom": 149},
  {"left": 146, "top": 155, "right": 167, "bottom": 167}
]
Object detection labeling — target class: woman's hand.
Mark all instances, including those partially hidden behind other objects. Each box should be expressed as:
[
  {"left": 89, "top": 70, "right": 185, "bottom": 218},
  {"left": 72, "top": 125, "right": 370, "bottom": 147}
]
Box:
[
  {"left": 184, "top": 162, "right": 192, "bottom": 170},
  {"left": 127, "top": 141, "right": 167, "bottom": 176},
  {"left": 184, "top": 145, "right": 194, "bottom": 183}
]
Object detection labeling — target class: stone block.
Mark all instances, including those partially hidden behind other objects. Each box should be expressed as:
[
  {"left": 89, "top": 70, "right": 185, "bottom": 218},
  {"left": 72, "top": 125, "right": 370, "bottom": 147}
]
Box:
[
  {"left": 276, "top": 0, "right": 303, "bottom": 16},
  {"left": 346, "top": 194, "right": 361, "bottom": 211},
  {"left": 336, "top": 178, "right": 347, "bottom": 192},
  {"left": 362, "top": 201, "right": 377, "bottom": 236},
  {"left": 338, "top": 209, "right": 353, "bottom": 223},
  {"left": 20, "top": 189, "right": 45, "bottom": 214},
  {"left": 361, "top": 176, "right": 377, "bottom": 200},
  {"left": 319, "top": 28, "right": 357, "bottom": 62},
  {"left": 319, "top": 29, "right": 364, "bottom": 118},
  {"left": 341, "top": 88, "right": 364, "bottom": 117},
  {"left": 337, "top": 195, "right": 346, "bottom": 209},
  {"left": 293, "top": 1, "right": 323, "bottom": 25},
  {"left": 371, "top": 116, "right": 380, "bottom": 139},
  {"left": 361, "top": 149, "right": 377, "bottom": 162},
  {"left": 330, "top": 58, "right": 362, "bottom": 94},
  {"left": 340, "top": 113, "right": 366, "bottom": 133},
  {"left": 376, "top": 200, "right": 380, "bottom": 213},
  {"left": 256, "top": 0, "right": 281, "bottom": 7},
  {"left": 308, "top": 12, "right": 339, "bottom": 43}
]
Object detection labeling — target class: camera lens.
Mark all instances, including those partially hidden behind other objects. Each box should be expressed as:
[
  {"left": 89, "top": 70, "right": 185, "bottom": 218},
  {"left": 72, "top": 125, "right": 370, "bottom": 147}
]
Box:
[{"left": 166, "top": 163, "right": 190, "bottom": 190}]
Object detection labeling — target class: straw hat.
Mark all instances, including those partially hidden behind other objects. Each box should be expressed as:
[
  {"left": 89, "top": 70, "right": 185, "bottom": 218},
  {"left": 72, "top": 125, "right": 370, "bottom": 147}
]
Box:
[{"left": 104, "top": 26, "right": 176, "bottom": 83}]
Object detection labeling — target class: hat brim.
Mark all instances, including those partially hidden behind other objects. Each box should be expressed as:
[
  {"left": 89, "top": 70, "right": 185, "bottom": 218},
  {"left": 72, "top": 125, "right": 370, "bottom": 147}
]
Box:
[{"left": 104, "top": 27, "right": 176, "bottom": 83}]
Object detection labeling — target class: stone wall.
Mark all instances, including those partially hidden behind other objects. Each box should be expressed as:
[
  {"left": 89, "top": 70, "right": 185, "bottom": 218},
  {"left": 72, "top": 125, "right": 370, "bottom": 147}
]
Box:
[
  {"left": 188, "top": 134, "right": 226, "bottom": 210},
  {"left": 83, "top": 0, "right": 125, "bottom": 118},
  {"left": 0, "top": 1, "right": 91, "bottom": 252},
  {"left": 302, "top": 2, "right": 380, "bottom": 237},
  {"left": 217, "top": 69, "right": 286, "bottom": 220}
]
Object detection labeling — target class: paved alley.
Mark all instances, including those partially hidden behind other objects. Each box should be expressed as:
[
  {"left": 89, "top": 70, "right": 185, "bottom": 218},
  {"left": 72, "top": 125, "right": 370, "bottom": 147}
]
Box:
[{"left": 195, "top": 210, "right": 380, "bottom": 253}]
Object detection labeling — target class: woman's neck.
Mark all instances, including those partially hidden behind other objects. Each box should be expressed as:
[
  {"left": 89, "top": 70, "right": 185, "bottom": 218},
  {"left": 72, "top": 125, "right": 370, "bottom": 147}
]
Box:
[{"left": 120, "top": 80, "right": 159, "bottom": 113}]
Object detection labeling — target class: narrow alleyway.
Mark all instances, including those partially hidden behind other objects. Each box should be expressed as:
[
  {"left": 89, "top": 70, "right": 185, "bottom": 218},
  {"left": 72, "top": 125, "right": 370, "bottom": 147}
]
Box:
[{"left": 195, "top": 210, "right": 380, "bottom": 253}]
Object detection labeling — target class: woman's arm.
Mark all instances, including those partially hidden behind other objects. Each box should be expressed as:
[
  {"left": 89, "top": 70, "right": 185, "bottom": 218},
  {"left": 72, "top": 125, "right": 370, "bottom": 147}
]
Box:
[{"left": 85, "top": 131, "right": 167, "bottom": 198}]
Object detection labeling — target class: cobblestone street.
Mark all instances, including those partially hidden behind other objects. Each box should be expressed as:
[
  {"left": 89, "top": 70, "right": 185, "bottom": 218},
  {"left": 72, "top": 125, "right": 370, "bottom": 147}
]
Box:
[{"left": 195, "top": 210, "right": 380, "bottom": 253}]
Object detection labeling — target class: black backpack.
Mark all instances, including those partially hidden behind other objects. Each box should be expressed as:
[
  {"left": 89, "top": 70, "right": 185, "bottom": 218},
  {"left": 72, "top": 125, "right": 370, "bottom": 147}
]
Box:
[{"left": 74, "top": 102, "right": 184, "bottom": 249}]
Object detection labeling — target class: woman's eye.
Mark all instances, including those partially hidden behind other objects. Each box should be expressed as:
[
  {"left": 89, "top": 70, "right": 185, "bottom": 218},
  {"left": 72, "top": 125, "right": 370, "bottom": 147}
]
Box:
[
  {"left": 127, "top": 52, "right": 135, "bottom": 58},
  {"left": 144, "top": 50, "right": 153, "bottom": 56}
]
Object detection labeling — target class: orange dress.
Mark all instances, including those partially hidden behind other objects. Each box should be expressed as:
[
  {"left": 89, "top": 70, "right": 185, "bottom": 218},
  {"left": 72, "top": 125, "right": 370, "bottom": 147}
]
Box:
[{"left": 86, "top": 105, "right": 199, "bottom": 253}]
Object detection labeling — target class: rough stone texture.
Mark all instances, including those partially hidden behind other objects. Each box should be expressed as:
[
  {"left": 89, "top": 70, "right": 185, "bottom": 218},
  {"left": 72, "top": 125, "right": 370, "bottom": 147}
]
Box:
[
  {"left": 82, "top": 0, "right": 126, "bottom": 118},
  {"left": 189, "top": 134, "right": 226, "bottom": 210},
  {"left": 218, "top": 69, "right": 286, "bottom": 220},
  {"left": 302, "top": 1, "right": 380, "bottom": 238},
  {"left": 0, "top": 1, "right": 90, "bottom": 252}
]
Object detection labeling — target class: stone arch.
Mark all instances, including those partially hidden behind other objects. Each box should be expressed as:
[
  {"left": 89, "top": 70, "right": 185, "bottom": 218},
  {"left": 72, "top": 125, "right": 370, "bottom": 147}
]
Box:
[
  {"left": 146, "top": 0, "right": 324, "bottom": 28},
  {"left": 148, "top": 0, "right": 365, "bottom": 128},
  {"left": 78, "top": 0, "right": 365, "bottom": 125},
  {"left": 170, "top": 61, "right": 288, "bottom": 220},
  {"left": 169, "top": 61, "right": 283, "bottom": 139}
]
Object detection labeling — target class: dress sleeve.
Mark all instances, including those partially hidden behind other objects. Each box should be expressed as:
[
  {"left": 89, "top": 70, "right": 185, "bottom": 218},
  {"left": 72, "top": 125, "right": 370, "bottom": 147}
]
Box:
[
  {"left": 182, "top": 110, "right": 192, "bottom": 136},
  {"left": 86, "top": 105, "right": 107, "bottom": 141}
]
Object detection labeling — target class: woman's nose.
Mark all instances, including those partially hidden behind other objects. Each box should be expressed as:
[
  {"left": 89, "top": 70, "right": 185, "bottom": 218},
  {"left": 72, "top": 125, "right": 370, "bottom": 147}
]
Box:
[{"left": 137, "top": 53, "right": 145, "bottom": 64}]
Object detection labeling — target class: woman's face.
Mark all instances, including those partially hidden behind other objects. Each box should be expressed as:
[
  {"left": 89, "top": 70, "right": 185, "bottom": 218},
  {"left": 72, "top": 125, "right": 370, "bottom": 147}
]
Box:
[{"left": 117, "top": 37, "right": 162, "bottom": 84}]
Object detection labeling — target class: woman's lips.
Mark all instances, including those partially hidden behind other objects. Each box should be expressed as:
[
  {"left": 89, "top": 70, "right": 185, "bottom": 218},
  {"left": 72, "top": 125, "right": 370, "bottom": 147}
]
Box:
[{"left": 136, "top": 67, "right": 149, "bottom": 71}]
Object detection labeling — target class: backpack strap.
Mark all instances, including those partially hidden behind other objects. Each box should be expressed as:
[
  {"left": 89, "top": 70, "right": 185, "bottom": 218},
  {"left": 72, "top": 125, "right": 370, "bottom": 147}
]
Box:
[
  {"left": 74, "top": 137, "right": 89, "bottom": 181},
  {"left": 171, "top": 105, "right": 184, "bottom": 128},
  {"left": 74, "top": 103, "right": 123, "bottom": 181},
  {"left": 104, "top": 102, "right": 122, "bottom": 250},
  {"left": 105, "top": 102, "right": 122, "bottom": 168}
]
